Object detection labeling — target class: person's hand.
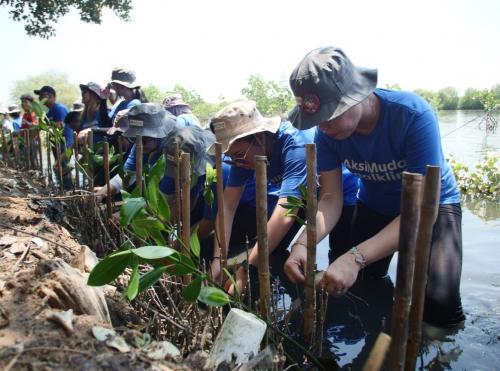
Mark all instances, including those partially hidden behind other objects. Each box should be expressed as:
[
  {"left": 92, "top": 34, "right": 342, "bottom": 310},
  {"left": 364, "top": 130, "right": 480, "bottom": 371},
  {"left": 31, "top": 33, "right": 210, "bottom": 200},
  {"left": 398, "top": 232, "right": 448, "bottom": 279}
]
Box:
[
  {"left": 100, "top": 86, "right": 111, "bottom": 100},
  {"left": 322, "top": 252, "right": 361, "bottom": 296},
  {"left": 224, "top": 265, "right": 247, "bottom": 296},
  {"left": 284, "top": 243, "right": 308, "bottom": 284},
  {"left": 93, "top": 186, "right": 106, "bottom": 203},
  {"left": 77, "top": 128, "right": 91, "bottom": 142}
]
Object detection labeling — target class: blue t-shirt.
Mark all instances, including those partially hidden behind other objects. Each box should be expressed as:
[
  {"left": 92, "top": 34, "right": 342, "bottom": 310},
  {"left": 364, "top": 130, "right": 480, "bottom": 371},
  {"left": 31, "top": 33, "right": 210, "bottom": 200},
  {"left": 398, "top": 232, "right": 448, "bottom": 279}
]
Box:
[
  {"left": 159, "top": 161, "right": 278, "bottom": 220},
  {"left": 342, "top": 166, "right": 359, "bottom": 206},
  {"left": 176, "top": 114, "right": 200, "bottom": 127},
  {"left": 11, "top": 117, "right": 21, "bottom": 133},
  {"left": 315, "top": 88, "right": 460, "bottom": 215},
  {"left": 227, "top": 121, "right": 315, "bottom": 198},
  {"left": 47, "top": 102, "right": 72, "bottom": 148},
  {"left": 109, "top": 98, "right": 141, "bottom": 122}
]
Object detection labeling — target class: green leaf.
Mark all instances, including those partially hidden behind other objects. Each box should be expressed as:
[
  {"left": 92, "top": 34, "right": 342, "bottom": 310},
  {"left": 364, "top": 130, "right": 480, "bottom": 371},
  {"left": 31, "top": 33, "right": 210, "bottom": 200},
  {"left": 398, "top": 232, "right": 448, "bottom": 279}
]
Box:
[
  {"left": 146, "top": 176, "right": 160, "bottom": 213},
  {"left": 286, "top": 195, "right": 302, "bottom": 206},
  {"left": 93, "top": 154, "right": 103, "bottom": 166},
  {"left": 120, "top": 197, "right": 146, "bottom": 227},
  {"left": 133, "top": 216, "right": 166, "bottom": 232},
  {"left": 181, "top": 276, "right": 204, "bottom": 302},
  {"left": 149, "top": 154, "right": 166, "bottom": 181},
  {"left": 190, "top": 227, "right": 200, "bottom": 258},
  {"left": 120, "top": 190, "right": 131, "bottom": 200},
  {"left": 65, "top": 147, "right": 73, "bottom": 159},
  {"left": 138, "top": 266, "right": 168, "bottom": 292},
  {"left": 31, "top": 100, "right": 46, "bottom": 119},
  {"left": 87, "top": 251, "right": 132, "bottom": 286},
  {"left": 223, "top": 268, "right": 240, "bottom": 297},
  {"left": 157, "top": 193, "right": 171, "bottom": 222},
  {"left": 150, "top": 229, "right": 167, "bottom": 246},
  {"left": 198, "top": 286, "right": 230, "bottom": 307},
  {"left": 166, "top": 253, "right": 197, "bottom": 275},
  {"left": 131, "top": 246, "right": 177, "bottom": 260},
  {"left": 203, "top": 187, "right": 214, "bottom": 206},
  {"left": 127, "top": 257, "right": 140, "bottom": 300}
]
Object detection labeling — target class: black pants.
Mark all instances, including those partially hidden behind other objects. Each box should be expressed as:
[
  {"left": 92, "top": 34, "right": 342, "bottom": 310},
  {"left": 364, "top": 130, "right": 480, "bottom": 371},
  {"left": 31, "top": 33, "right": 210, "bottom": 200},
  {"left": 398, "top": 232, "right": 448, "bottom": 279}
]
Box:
[{"left": 329, "top": 202, "right": 465, "bottom": 327}]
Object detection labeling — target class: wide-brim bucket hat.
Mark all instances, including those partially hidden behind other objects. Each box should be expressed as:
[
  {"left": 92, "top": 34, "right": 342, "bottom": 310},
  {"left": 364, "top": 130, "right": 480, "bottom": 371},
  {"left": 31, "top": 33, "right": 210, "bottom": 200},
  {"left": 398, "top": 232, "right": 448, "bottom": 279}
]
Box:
[
  {"left": 164, "top": 126, "right": 216, "bottom": 178},
  {"left": 289, "top": 46, "right": 377, "bottom": 130},
  {"left": 163, "top": 93, "right": 190, "bottom": 109},
  {"left": 7, "top": 104, "right": 21, "bottom": 114},
  {"left": 208, "top": 100, "right": 280, "bottom": 155},
  {"left": 80, "top": 82, "right": 103, "bottom": 99},
  {"left": 110, "top": 68, "right": 141, "bottom": 89},
  {"left": 123, "top": 103, "right": 176, "bottom": 139}
]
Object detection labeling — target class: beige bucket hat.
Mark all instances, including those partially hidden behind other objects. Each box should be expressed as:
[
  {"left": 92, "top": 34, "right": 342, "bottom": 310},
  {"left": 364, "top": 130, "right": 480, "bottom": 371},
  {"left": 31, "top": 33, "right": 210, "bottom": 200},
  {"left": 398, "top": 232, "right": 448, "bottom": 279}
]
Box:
[{"left": 208, "top": 100, "right": 280, "bottom": 154}]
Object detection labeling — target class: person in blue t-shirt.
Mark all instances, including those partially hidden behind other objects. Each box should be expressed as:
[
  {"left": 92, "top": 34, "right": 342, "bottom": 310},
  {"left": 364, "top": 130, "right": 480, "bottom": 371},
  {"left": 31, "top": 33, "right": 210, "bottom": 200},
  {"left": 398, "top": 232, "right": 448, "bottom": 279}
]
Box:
[
  {"left": 162, "top": 94, "right": 201, "bottom": 128},
  {"left": 7, "top": 105, "right": 22, "bottom": 134},
  {"left": 208, "top": 100, "right": 359, "bottom": 295},
  {"left": 34, "top": 85, "right": 73, "bottom": 190},
  {"left": 286, "top": 46, "right": 464, "bottom": 327}
]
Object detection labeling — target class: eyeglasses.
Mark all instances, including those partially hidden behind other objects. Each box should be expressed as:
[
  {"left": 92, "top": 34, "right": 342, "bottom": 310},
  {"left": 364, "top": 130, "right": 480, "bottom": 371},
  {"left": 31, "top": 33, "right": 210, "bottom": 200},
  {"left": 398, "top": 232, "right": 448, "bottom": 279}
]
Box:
[{"left": 223, "top": 137, "right": 255, "bottom": 167}]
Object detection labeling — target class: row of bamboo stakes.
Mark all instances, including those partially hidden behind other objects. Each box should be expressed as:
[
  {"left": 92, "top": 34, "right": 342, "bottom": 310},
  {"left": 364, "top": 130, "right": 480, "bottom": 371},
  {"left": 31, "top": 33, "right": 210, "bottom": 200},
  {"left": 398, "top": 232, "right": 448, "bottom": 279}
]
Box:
[{"left": 0, "top": 129, "right": 440, "bottom": 370}]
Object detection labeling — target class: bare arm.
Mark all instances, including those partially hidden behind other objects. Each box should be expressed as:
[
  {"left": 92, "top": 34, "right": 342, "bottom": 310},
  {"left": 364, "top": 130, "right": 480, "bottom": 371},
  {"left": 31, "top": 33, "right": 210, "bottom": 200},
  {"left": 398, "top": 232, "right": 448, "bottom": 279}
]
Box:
[{"left": 213, "top": 185, "right": 244, "bottom": 259}]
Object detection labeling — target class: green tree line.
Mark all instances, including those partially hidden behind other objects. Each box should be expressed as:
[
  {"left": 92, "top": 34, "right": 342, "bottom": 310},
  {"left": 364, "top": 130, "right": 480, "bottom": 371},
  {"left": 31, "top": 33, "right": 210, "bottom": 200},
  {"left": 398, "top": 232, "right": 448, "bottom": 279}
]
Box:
[{"left": 7, "top": 72, "right": 499, "bottom": 120}]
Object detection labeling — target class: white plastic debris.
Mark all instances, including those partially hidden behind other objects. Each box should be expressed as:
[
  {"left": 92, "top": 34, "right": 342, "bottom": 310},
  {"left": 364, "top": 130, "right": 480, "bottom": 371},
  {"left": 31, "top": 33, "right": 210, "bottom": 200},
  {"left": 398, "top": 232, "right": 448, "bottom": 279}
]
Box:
[
  {"left": 92, "top": 326, "right": 130, "bottom": 353},
  {"left": 207, "top": 308, "right": 267, "bottom": 368},
  {"left": 145, "top": 341, "right": 181, "bottom": 360}
]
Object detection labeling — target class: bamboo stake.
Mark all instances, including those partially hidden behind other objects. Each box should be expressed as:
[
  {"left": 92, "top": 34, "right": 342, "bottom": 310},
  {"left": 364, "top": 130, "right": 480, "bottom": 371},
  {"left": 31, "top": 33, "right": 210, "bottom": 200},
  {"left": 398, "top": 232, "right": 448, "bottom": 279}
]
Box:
[
  {"left": 46, "top": 132, "right": 52, "bottom": 186},
  {"left": 22, "top": 130, "right": 28, "bottom": 169},
  {"left": 362, "top": 333, "right": 392, "bottom": 371},
  {"left": 26, "top": 130, "right": 32, "bottom": 169},
  {"left": 73, "top": 132, "right": 79, "bottom": 189},
  {"left": 404, "top": 166, "right": 441, "bottom": 371},
  {"left": 1, "top": 129, "right": 8, "bottom": 166},
  {"left": 87, "top": 132, "right": 94, "bottom": 192},
  {"left": 214, "top": 143, "right": 227, "bottom": 280},
  {"left": 303, "top": 143, "right": 318, "bottom": 344},
  {"left": 37, "top": 129, "right": 43, "bottom": 174},
  {"left": 103, "top": 142, "right": 112, "bottom": 219},
  {"left": 135, "top": 135, "right": 143, "bottom": 196},
  {"left": 13, "top": 134, "right": 20, "bottom": 169},
  {"left": 180, "top": 152, "right": 191, "bottom": 257},
  {"left": 82, "top": 136, "right": 88, "bottom": 190},
  {"left": 56, "top": 141, "right": 64, "bottom": 193},
  {"left": 387, "top": 172, "right": 422, "bottom": 371},
  {"left": 255, "top": 155, "right": 271, "bottom": 324},
  {"left": 173, "top": 143, "right": 182, "bottom": 244}
]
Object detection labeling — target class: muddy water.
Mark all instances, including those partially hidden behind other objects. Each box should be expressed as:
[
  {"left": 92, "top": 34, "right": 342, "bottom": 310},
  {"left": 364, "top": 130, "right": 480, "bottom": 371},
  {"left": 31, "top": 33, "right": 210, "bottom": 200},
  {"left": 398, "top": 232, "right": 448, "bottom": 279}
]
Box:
[{"left": 293, "top": 110, "right": 500, "bottom": 369}]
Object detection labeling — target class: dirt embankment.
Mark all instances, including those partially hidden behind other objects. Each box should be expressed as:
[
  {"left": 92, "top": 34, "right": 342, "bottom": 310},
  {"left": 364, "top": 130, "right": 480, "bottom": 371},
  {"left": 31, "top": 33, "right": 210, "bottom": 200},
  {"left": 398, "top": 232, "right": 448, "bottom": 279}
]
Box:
[{"left": 0, "top": 167, "right": 198, "bottom": 370}]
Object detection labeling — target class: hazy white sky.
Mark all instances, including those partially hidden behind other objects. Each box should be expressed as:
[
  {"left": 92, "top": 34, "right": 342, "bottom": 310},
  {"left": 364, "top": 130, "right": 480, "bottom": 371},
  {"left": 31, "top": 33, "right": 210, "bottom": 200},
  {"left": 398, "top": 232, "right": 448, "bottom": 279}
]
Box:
[{"left": 1, "top": 0, "right": 499, "bottom": 105}]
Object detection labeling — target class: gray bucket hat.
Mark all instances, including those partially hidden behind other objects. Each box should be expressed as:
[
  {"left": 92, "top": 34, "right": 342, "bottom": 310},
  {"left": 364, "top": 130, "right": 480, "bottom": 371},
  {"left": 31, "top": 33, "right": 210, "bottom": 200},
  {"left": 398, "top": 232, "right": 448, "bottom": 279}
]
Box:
[
  {"left": 164, "top": 126, "right": 216, "bottom": 178},
  {"left": 162, "top": 93, "right": 190, "bottom": 109},
  {"left": 123, "top": 103, "right": 176, "bottom": 139},
  {"left": 289, "top": 46, "right": 377, "bottom": 130},
  {"left": 72, "top": 100, "right": 84, "bottom": 112},
  {"left": 80, "top": 81, "right": 103, "bottom": 98},
  {"left": 110, "top": 68, "right": 140, "bottom": 89}
]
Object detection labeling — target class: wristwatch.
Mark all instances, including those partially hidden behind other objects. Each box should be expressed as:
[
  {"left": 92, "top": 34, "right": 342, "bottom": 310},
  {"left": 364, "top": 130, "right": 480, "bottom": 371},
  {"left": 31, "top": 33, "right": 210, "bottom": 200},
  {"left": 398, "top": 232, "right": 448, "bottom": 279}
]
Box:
[{"left": 349, "top": 246, "right": 367, "bottom": 269}]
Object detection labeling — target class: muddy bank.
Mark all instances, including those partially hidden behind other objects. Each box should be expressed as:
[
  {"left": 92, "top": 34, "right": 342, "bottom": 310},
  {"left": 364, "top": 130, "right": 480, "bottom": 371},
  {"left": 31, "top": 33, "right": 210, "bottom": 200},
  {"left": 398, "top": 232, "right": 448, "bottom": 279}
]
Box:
[{"left": 0, "top": 166, "right": 211, "bottom": 370}]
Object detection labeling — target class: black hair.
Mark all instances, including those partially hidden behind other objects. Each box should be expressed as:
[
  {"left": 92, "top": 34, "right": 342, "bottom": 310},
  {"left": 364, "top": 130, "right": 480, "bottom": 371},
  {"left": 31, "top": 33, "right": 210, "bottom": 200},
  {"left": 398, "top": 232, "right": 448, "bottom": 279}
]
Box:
[
  {"left": 9, "top": 112, "right": 20, "bottom": 119},
  {"left": 133, "top": 88, "right": 149, "bottom": 103}
]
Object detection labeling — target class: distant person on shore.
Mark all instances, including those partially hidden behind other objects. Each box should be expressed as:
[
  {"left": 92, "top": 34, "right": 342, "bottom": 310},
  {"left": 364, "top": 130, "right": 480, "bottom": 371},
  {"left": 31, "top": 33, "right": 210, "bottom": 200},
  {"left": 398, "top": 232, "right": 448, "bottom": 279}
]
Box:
[
  {"left": 7, "top": 105, "right": 22, "bottom": 135},
  {"left": 284, "top": 46, "right": 464, "bottom": 327},
  {"left": 34, "top": 85, "right": 73, "bottom": 189},
  {"left": 20, "top": 94, "right": 38, "bottom": 129},
  {"left": 163, "top": 94, "right": 201, "bottom": 127}
]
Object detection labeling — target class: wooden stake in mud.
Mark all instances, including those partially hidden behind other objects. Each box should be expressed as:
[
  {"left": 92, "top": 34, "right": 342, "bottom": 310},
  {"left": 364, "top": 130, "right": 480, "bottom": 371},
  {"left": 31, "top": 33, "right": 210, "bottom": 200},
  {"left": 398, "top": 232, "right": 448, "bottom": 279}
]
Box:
[
  {"left": 362, "top": 332, "right": 392, "bottom": 371},
  {"left": 73, "top": 132, "right": 79, "bottom": 189},
  {"left": 214, "top": 143, "right": 228, "bottom": 278},
  {"left": 56, "top": 141, "right": 64, "bottom": 193},
  {"left": 82, "top": 135, "right": 88, "bottom": 189},
  {"left": 405, "top": 166, "right": 441, "bottom": 371},
  {"left": 25, "top": 130, "right": 31, "bottom": 169},
  {"left": 37, "top": 129, "right": 43, "bottom": 174},
  {"left": 180, "top": 152, "right": 191, "bottom": 257},
  {"left": 171, "top": 143, "right": 182, "bottom": 244},
  {"left": 87, "top": 132, "right": 94, "bottom": 192},
  {"left": 135, "top": 134, "right": 143, "bottom": 196},
  {"left": 255, "top": 155, "right": 271, "bottom": 324},
  {"left": 22, "top": 130, "right": 28, "bottom": 169},
  {"left": 1, "top": 129, "right": 9, "bottom": 166},
  {"left": 46, "top": 132, "right": 52, "bottom": 186},
  {"left": 103, "top": 142, "right": 112, "bottom": 219},
  {"left": 388, "top": 172, "right": 422, "bottom": 371},
  {"left": 11, "top": 134, "right": 20, "bottom": 169},
  {"left": 303, "top": 144, "right": 318, "bottom": 344}
]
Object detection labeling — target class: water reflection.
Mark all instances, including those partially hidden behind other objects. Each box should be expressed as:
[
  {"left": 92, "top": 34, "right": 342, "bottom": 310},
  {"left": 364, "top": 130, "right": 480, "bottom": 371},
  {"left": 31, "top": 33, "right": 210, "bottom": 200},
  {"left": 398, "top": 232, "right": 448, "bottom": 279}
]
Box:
[{"left": 462, "top": 196, "right": 500, "bottom": 221}]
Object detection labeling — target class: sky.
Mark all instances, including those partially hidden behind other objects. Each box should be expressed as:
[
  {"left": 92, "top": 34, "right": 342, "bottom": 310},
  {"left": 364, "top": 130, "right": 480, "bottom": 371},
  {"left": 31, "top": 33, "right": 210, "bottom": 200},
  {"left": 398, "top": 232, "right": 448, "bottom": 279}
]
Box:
[{"left": 1, "top": 0, "right": 499, "bottom": 106}]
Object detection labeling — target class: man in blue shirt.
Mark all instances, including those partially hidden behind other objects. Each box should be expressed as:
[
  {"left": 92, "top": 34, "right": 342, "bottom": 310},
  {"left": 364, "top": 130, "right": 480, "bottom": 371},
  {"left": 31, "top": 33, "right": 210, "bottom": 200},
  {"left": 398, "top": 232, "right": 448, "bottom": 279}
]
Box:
[
  {"left": 209, "top": 100, "right": 359, "bottom": 295},
  {"left": 35, "top": 85, "right": 73, "bottom": 189},
  {"left": 285, "top": 46, "right": 464, "bottom": 327}
]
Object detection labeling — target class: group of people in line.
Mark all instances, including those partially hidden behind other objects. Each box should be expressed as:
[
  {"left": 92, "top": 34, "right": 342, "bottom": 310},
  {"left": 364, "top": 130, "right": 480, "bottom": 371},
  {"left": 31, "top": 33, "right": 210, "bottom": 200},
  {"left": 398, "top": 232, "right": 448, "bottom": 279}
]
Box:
[{"left": 1, "top": 46, "right": 465, "bottom": 329}]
